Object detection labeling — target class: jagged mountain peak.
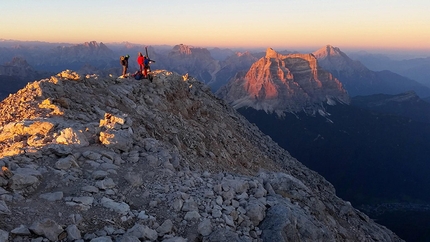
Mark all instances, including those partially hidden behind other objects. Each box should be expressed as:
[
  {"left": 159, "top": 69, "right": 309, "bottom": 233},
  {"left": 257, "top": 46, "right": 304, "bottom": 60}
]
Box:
[
  {"left": 313, "top": 45, "right": 343, "bottom": 58},
  {"left": 217, "top": 48, "right": 350, "bottom": 115},
  {"left": 83, "top": 41, "right": 99, "bottom": 48},
  {"left": 171, "top": 44, "right": 210, "bottom": 56},
  {"left": 265, "top": 47, "right": 280, "bottom": 58},
  {"left": 312, "top": 45, "right": 358, "bottom": 70},
  {"left": 5, "top": 57, "right": 31, "bottom": 68},
  {"left": 235, "top": 51, "right": 252, "bottom": 57},
  {"left": 0, "top": 70, "right": 401, "bottom": 241},
  {"left": 80, "top": 41, "right": 109, "bottom": 51},
  {"left": 172, "top": 44, "right": 194, "bottom": 55},
  {"left": 313, "top": 45, "right": 368, "bottom": 73}
]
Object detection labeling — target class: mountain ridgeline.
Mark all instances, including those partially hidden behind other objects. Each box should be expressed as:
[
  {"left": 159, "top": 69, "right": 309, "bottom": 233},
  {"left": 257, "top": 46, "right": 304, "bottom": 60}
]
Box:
[
  {"left": 0, "top": 70, "right": 402, "bottom": 241},
  {"left": 313, "top": 45, "right": 430, "bottom": 97},
  {"left": 2, "top": 41, "right": 430, "bottom": 101}
]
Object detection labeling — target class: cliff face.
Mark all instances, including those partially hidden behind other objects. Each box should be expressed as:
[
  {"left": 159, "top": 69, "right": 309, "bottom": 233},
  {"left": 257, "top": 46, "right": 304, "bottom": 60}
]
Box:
[
  {"left": 217, "top": 48, "right": 350, "bottom": 115},
  {"left": 0, "top": 70, "right": 402, "bottom": 241}
]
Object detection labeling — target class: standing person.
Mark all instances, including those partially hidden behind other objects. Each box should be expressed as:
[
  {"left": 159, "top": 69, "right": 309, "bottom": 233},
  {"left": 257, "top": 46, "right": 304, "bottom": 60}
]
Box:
[
  {"left": 137, "top": 52, "right": 144, "bottom": 72},
  {"left": 120, "top": 54, "right": 130, "bottom": 78},
  {"left": 143, "top": 55, "right": 151, "bottom": 79}
]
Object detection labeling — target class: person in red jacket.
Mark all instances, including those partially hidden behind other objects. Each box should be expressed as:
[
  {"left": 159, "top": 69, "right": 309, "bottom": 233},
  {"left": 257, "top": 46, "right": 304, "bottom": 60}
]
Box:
[{"left": 137, "top": 52, "right": 144, "bottom": 72}]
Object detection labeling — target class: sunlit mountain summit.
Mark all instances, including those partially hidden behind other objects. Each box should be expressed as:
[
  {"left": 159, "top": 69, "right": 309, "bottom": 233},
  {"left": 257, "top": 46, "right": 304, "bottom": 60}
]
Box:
[{"left": 217, "top": 48, "right": 350, "bottom": 115}]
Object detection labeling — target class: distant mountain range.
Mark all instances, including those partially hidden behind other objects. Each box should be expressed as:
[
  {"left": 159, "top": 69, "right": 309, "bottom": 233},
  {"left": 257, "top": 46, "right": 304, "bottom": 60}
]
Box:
[
  {"left": 348, "top": 51, "right": 430, "bottom": 89},
  {"left": 314, "top": 45, "right": 430, "bottom": 97},
  {"left": 1, "top": 40, "right": 429, "bottom": 100},
  {"left": 0, "top": 57, "right": 53, "bottom": 100}
]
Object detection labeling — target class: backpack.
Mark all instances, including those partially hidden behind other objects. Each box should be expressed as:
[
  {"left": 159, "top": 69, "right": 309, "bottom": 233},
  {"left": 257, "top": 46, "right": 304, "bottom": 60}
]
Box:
[
  {"left": 133, "top": 71, "right": 143, "bottom": 80},
  {"left": 120, "top": 56, "right": 125, "bottom": 65}
]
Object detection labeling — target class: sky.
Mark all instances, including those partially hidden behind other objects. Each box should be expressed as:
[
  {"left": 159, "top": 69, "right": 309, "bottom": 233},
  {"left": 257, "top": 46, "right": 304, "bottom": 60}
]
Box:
[{"left": 1, "top": 0, "right": 430, "bottom": 56}]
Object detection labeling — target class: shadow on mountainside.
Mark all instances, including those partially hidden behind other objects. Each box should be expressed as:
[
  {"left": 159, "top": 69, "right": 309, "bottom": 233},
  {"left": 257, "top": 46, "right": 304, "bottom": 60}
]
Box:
[{"left": 238, "top": 104, "right": 430, "bottom": 242}]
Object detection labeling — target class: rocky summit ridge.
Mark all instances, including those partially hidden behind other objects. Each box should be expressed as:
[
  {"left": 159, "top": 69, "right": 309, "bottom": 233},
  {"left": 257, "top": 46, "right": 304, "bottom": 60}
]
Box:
[
  {"left": 0, "top": 70, "right": 401, "bottom": 241},
  {"left": 216, "top": 48, "right": 350, "bottom": 116}
]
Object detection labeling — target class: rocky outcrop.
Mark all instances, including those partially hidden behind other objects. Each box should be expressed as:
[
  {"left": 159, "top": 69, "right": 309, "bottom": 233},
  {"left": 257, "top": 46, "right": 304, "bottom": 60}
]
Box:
[
  {"left": 217, "top": 48, "right": 350, "bottom": 115},
  {"left": 0, "top": 70, "right": 402, "bottom": 241}
]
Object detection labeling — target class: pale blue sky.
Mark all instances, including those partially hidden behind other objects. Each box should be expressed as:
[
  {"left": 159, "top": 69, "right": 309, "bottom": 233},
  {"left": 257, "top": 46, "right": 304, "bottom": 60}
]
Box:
[{"left": 1, "top": 0, "right": 429, "bottom": 53}]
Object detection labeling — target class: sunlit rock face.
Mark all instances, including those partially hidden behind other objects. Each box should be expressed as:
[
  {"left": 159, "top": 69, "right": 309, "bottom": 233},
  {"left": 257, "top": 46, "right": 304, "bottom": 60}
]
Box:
[{"left": 217, "top": 48, "right": 349, "bottom": 115}]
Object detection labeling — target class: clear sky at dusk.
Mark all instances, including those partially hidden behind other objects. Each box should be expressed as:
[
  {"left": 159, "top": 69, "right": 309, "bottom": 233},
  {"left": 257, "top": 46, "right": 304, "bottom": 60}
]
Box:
[{"left": 1, "top": 0, "right": 429, "bottom": 53}]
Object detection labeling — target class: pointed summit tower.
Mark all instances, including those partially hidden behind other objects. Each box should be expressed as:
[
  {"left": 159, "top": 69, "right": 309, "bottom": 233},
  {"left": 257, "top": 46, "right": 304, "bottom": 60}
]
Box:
[
  {"left": 313, "top": 45, "right": 368, "bottom": 73},
  {"left": 217, "top": 48, "right": 350, "bottom": 115}
]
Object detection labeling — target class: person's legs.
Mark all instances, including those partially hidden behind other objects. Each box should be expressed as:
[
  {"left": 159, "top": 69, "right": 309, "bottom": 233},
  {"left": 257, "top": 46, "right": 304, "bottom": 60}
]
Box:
[{"left": 122, "top": 66, "right": 126, "bottom": 76}]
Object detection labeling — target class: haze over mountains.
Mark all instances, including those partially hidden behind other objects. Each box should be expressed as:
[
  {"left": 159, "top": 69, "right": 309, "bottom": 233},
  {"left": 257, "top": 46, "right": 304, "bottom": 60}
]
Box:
[
  {"left": 349, "top": 51, "right": 430, "bottom": 88},
  {"left": 1, "top": 40, "right": 430, "bottom": 100},
  {"left": 313, "top": 45, "right": 430, "bottom": 97}
]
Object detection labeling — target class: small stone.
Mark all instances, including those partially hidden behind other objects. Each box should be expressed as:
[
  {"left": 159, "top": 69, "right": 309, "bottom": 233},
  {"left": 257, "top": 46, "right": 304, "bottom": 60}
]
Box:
[
  {"left": 156, "top": 219, "right": 173, "bottom": 235},
  {"left": 39, "top": 191, "right": 63, "bottom": 201},
  {"left": 0, "top": 200, "right": 11, "bottom": 215},
  {"left": 197, "top": 219, "right": 212, "bottom": 236},
  {"left": 11, "top": 225, "right": 31, "bottom": 235},
  {"left": 184, "top": 211, "right": 201, "bottom": 220},
  {"left": 67, "top": 224, "right": 82, "bottom": 240}
]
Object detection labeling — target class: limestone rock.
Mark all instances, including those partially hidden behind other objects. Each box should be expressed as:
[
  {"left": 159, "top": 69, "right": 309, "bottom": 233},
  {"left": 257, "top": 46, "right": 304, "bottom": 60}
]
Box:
[
  {"left": 0, "top": 230, "right": 9, "bottom": 242},
  {"left": 39, "top": 191, "right": 63, "bottom": 202},
  {"left": 198, "top": 219, "right": 212, "bottom": 236},
  {"left": 100, "top": 197, "right": 130, "bottom": 215},
  {"left": 0, "top": 200, "right": 11, "bottom": 215},
  {"left": 99, "top": 129, "right": 132, "bottom": 152},
  {"left": 55, "top": 127, "right": 89, "bottom": 147},
  {"left": 29, "top": 219, "right": 63, "bottom": 242},
  {"left": 11, "top": 225, "right": 31, "bottom": 236}
]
